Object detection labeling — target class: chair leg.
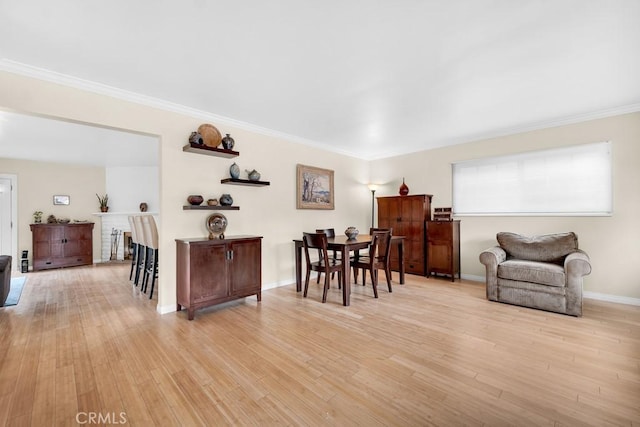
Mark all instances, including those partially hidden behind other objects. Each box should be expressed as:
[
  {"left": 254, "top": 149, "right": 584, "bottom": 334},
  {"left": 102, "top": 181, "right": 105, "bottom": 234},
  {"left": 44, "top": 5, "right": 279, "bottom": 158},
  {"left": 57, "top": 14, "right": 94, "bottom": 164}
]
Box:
[
  {"left": 143, "top": 247, "right": 154, "bottom": 293},
  {"left": 322, "top": 272, "right": 330, "bottom": 303},
  {"left": 149, "top": 249, "right": 158, "bottom": 299},
  {"left": 303, "top": 269, "right": 311, "bottom": 297},
  {"left": 370, "top": 268, "right": 378, "bottom": 298},
  {"left": 384, "top": 266, "right": 393, "bottom": 292},
  {"left": 129, "top": 243, "right": 137, "bottom": 281},
  {"left": 134, "top": 246, "right": 145, "bottom": 286}
]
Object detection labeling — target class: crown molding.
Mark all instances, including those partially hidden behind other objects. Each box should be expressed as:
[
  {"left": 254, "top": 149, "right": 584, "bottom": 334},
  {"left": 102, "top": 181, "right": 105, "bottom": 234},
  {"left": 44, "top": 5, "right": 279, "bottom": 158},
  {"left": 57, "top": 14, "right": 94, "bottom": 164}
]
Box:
[
  {"left": 2, "top": 59, "right": 639, "bottom": 161},
  {"left": 0, "top": 59, "right": 363, "bottom": 159}
]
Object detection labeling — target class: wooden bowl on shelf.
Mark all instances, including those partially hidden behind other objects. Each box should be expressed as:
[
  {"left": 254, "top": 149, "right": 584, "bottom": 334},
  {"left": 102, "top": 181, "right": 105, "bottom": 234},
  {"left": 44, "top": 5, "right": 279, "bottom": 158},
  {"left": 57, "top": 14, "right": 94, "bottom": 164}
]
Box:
[{"left": 198, "top": 124, "right": 222, "bottom": 148}]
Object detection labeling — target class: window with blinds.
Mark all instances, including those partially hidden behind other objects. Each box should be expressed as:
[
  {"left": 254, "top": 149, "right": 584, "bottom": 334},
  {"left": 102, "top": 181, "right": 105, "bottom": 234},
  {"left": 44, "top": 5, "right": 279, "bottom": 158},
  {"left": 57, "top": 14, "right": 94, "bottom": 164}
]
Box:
[{"left": 452, "top": 141, "right": 612, "bottom": 216}]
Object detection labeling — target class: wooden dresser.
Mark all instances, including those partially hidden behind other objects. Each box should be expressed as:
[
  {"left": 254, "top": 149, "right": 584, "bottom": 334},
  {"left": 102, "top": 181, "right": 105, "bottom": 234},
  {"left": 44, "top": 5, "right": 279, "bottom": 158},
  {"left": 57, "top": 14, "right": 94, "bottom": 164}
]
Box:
[
  {"left": 426, "top": 220, "right": 461, "bottom": 281},
  {"left": 176, "top": 235, "right": 262, "bottom": 320},
  {"left": 30, "top": 223, "right": 94, "bottom": 271},
  {"left": 377, "top": 194, "right": 432, "bottom": 275}
]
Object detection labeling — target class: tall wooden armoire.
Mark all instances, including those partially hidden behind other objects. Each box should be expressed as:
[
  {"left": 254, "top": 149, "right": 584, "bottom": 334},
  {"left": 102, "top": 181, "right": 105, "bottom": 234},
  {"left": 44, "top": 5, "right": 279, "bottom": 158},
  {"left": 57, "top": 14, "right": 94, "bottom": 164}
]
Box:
[{"left": 377, "top": 194, "right": 432, "bottom": 275}]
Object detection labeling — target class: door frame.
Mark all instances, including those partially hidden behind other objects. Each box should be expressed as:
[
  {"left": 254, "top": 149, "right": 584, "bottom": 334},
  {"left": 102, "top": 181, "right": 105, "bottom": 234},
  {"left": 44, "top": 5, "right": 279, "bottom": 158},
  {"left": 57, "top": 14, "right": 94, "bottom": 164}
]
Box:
[{"left": 0, "top": 174, "right": 18, "bottom": 271}]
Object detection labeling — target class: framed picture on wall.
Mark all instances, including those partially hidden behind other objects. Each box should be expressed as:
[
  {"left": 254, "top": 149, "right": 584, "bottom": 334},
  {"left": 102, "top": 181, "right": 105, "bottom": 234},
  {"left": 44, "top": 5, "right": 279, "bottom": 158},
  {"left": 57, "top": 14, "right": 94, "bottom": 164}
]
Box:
[
  {"left": 53, "top": 195, "right": 70, "bottom": 205},
  {"left": 296, "top": 164, "right": 334, "bottom": 210}
]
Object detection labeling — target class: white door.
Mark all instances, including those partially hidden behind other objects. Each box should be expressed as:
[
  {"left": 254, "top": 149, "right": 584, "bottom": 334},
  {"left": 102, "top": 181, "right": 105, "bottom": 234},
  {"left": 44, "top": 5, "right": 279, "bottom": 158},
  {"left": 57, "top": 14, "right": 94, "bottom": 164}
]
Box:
[{"left": 0, "top": 177, "right": 12, "bottom": 257}]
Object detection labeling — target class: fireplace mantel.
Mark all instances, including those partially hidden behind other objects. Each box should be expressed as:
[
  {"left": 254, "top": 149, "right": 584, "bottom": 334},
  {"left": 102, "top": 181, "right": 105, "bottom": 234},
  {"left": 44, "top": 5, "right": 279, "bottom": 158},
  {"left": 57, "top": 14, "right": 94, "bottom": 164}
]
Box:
[{"left": 92, "top": 211, "right": 158, "bottom": 216}]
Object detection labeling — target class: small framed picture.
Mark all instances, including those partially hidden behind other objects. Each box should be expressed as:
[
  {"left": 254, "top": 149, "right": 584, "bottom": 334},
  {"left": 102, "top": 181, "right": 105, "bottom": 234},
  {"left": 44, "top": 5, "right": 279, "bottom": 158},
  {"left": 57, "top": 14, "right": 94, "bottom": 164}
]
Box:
[{"left": 53, "top": 195, "right": 70, "bottom": 205}]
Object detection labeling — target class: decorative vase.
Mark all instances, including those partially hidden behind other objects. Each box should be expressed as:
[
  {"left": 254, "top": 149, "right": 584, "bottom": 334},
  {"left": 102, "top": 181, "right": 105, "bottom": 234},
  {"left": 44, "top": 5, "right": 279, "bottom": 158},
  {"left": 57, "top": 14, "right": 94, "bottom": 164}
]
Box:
[
  {"left": 189, "top": 131, "right": 204, "bottom": 145},
  {"left": 187, "top": 195, "right": 204, "bottom": 206},
  {"left": 246, "top": 169, "right": 261, "bottom": 181},
  {"left": 345, "top": 227, "right": 359, "bottom": 240},
  {"left": 229, "top": 162, "right": 240, "bottom": 179},
  {"left": 139, "top": 202, "right": 148, "bottom": 212},
  {"left": 399, "top": 177, "right": 409, "bottom": 196},
  {"left": 220, "top": 194, "right": 233, "bottom": 206},
  {"left": 100, "top": 206, "right": 109, "bottom": 213},
  {"left": 221, "top": 134, "right": 235, "bottom": 150},
  {"left": 207, "top": 198, "right": 218, "bottom": 206}
]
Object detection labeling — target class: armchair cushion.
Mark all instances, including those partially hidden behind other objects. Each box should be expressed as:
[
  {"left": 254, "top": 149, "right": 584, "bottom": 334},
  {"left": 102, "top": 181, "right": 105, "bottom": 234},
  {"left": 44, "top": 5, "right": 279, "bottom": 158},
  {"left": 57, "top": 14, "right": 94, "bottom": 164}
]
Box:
[
  {"left": 497, "top": 232, "right": 578, "bottom": 263},
  {"left": 498, "top": 260, "right": 565, "bottom": 287}
]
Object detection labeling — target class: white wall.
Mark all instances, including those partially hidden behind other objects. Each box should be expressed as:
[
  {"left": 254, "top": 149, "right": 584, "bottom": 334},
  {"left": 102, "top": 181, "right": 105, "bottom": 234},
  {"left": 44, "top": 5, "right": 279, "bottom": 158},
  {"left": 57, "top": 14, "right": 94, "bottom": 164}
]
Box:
[
  {"left": 371, "top": 112, "right": 640, "bottom": 300},
  {"left": 0, "top": 70, "right": 371, "bottom": 313},
  {"left": 2, "top": 70, "right": 638, "bottom": 309},
  {"left": 106, "top": 166, "right": 159, "bottom": 212}
]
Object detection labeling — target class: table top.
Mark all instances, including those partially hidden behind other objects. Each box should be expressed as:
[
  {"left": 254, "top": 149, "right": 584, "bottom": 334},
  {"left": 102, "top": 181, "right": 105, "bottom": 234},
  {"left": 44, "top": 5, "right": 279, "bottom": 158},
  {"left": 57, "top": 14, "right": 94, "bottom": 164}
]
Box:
[{"left": 293, "top": 234, "right": 404, "bottom": 245}]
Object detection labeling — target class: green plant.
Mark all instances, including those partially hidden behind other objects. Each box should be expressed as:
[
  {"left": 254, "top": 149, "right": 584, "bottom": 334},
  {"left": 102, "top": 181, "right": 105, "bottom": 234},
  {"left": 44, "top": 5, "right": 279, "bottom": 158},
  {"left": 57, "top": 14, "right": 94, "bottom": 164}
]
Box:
[{"left": 96, "top": 193, "right": 109, "bottom": 208}]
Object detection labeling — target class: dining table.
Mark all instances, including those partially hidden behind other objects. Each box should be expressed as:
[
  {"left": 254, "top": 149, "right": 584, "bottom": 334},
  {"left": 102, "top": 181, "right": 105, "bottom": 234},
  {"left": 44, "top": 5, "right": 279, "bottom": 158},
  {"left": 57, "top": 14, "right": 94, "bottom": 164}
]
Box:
[{"left": 293, "top": 234, "right": 405, "bottom": 306}]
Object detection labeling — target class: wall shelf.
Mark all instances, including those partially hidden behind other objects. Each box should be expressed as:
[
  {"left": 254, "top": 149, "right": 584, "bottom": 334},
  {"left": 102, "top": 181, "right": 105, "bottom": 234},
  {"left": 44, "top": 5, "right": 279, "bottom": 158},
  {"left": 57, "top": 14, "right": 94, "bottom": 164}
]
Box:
[
  {"left": 220, "top": 178, "right": 270, "bottom": 186},
  {"left": 183, "top": 205, "right": 240, "bottom": 211},
  {"left": 183, "top": 143, "right": 239, "bottom": 158}
]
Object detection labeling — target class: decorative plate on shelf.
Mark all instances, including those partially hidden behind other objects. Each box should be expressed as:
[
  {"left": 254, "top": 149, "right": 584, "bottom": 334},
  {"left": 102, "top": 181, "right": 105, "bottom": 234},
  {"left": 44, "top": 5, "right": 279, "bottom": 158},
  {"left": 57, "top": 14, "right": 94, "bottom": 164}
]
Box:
[
  {"left": 198, "top": 123, "right": 222, "bottom": 148},
  {"left": 206, "top": 213, "right": 227, "bottom": 240}
]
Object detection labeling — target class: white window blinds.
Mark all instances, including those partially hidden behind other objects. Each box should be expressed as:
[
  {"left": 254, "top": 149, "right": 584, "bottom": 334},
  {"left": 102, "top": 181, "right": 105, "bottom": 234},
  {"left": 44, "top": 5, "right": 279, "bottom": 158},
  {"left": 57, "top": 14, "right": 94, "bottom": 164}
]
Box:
[{"left": 452, "top": 141, "right": 612, "bottom": 216}]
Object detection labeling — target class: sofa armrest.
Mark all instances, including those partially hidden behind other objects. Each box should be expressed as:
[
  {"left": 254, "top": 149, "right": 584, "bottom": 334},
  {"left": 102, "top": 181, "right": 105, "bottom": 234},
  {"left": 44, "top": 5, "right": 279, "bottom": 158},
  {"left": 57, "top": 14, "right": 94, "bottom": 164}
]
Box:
[
  {"left": 564, "top": 250, "right": 590, "bottom": 317},
  {"left": 479, "top": 246, "right": 506, "bottom": 267},
  {"left": 564, "top": 250, "right": 591, "bottom": 277},
  {"left": 479, "top": 246, "right": 506, "bottom": 301}
]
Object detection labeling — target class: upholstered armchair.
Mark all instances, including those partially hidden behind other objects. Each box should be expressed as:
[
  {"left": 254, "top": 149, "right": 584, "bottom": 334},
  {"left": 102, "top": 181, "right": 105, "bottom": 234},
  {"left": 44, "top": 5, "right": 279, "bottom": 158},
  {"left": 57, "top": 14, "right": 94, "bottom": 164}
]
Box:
[
  {"left": 0, "top": 255, "right": 11, "bottom": 306},
  {"left": 479, "top": 232, "right": 591, "bottom": 316}
]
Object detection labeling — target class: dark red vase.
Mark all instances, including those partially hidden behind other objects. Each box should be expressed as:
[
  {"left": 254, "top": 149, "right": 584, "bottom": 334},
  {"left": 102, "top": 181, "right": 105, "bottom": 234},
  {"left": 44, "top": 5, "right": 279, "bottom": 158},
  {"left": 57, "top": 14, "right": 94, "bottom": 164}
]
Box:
[{"left": 399, "top": 178, "right": 409, "bottom": 196}]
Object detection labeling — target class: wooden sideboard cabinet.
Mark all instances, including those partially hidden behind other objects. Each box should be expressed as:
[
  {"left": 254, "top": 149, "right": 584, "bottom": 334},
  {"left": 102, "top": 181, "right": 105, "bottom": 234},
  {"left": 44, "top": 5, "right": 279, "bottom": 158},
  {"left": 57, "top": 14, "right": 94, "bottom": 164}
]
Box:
[
  {"left": 377, "top": 194, "right": 432, "bottom": 275},
  {"left": 176, "top": 235, "right": 262, "bottom": 320},
  {"left": 426, "top": 220, "right": 461, "bottom": 281},
  {"left": 30, "top": 223, "right": 94, "bottom": 271}
]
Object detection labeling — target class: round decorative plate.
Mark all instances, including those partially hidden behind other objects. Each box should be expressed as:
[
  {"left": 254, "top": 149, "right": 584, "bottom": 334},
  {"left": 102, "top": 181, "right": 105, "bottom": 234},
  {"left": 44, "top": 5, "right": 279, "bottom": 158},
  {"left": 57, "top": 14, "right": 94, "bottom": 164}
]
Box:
[
  {"left": 198, "top": 123, "right": 222, "bottom": 148},
  {"left": 206, "top": 213, "right": 227, "bottom": 239}
]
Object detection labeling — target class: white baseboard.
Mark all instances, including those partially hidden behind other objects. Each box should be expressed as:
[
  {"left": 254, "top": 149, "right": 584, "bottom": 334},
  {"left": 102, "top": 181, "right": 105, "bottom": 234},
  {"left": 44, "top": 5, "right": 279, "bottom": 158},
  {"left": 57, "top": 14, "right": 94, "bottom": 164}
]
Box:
[
  {"left": 156, "top": 277, "right": 640, "bottom": 315},
  {"left": 461, "top": 274, "right": 485, "bottom": 282},
  {"left": 583, "top": 291, "right": 640, "bottom": 306},
  {"left": 157, "top": 304, "right": 176, "bottom": 315}
]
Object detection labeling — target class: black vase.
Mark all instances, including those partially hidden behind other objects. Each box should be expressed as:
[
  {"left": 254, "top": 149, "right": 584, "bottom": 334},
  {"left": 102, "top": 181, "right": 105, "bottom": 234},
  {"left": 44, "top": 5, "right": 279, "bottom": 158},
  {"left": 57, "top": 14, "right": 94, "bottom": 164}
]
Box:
[
  {"left": 189, "top": 131, "right": 204, "bottom": 145},
  {"left": 220, "top": 194, "right": 233, "bottom": 206},
  {"left": 221, "top": 134, "right": 235, "bottom": 150}
]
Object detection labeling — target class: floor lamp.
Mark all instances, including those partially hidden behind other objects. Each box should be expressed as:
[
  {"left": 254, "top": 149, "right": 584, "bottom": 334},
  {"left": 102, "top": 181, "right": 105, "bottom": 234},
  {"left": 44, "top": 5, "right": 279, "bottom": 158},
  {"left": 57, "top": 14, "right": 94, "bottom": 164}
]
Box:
[{"left": 367, "top": 184, "right": 378, "bottom": 229}]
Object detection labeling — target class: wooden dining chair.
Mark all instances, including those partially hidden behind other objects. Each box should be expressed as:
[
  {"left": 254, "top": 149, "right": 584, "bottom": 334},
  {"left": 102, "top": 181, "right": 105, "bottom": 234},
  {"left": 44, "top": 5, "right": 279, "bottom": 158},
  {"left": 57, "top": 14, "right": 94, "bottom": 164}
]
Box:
[
  {"left": 303, "top": 232, "right": 343, "bottom": 303},
  {"left": 351, "top": 230, "right": 393, "bottom": 297},
  {"left": 315, "top": 228, "right": 340, "bottom": 286}
]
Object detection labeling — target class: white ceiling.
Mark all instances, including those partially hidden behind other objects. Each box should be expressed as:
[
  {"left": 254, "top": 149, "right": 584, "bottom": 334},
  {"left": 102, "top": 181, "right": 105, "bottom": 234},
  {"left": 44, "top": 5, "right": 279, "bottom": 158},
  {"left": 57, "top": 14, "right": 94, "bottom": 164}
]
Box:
[{"left": 1, "top": 0, "right": 639, "bottom": 163}]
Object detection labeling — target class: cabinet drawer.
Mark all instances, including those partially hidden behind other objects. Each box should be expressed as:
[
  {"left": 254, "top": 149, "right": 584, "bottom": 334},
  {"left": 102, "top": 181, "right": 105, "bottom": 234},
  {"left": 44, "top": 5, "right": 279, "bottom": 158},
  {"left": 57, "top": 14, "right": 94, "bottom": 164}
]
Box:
[{"left": 427, "top": 222, "right": 452, "bottom": 240}]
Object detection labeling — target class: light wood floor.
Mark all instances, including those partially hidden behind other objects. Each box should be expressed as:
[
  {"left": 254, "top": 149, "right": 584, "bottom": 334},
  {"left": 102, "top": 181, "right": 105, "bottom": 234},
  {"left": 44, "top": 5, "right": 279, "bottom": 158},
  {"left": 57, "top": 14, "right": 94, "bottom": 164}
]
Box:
[{"left": 1, "top": 265, "right": 639, "bottom": 426}]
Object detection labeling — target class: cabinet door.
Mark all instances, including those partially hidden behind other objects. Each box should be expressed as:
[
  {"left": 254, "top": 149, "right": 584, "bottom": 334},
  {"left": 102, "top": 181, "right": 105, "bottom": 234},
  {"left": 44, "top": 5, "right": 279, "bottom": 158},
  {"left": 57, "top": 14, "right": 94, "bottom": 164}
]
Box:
[
  {"left": 229, "top": 239, "right": 262, "bottom": 296},
  {"left": 189, "top": 244, "right": 229, "bottom": 303},
  {"left": 428, "top": 242, "right": 452, "bottom": 272},
  {"left": 34, "top": 226, "right": 65, "bottom": 259},
  {"left": 63, "top": 225, "right": 93, "bottom": 257},
  {"left": 377, "top": 198, "right": 395, "bottom": 230}
]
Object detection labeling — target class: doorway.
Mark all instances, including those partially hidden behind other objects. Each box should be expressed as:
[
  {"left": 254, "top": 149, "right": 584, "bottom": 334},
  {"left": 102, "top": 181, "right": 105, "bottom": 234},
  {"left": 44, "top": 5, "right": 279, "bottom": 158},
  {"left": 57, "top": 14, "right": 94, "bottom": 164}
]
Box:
[{"left": 0, "top": 174, "right": 17, "bottom": 268}]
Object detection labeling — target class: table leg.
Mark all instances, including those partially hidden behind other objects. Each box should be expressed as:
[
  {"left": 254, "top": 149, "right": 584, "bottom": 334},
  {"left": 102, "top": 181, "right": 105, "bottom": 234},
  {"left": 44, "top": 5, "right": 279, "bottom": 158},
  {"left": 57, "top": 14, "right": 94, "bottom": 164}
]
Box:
[
  {"left": 342, "top": 246, "right": 350, "bottom": 306},
  {"left": 295, "top": 241, "right": 302, "bottom": 292}
]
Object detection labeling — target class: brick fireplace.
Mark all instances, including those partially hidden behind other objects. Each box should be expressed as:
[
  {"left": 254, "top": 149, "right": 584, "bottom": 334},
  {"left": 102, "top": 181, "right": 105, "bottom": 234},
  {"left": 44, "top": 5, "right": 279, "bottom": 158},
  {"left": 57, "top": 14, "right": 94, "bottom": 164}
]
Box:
[{"left": 93, "top": 212, "right": 158, "bottom": 262}]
